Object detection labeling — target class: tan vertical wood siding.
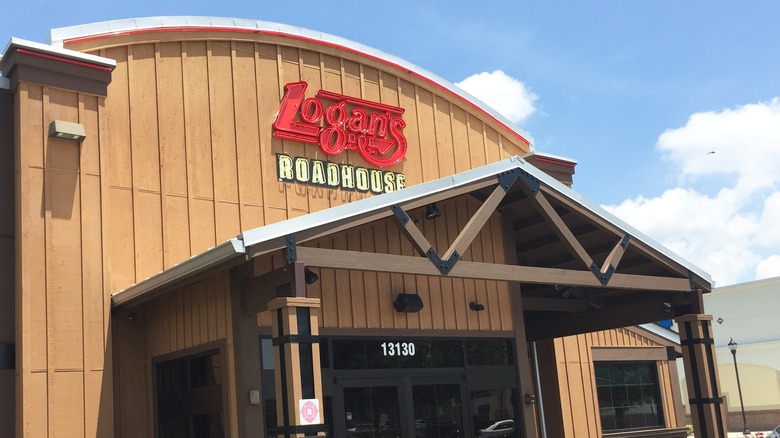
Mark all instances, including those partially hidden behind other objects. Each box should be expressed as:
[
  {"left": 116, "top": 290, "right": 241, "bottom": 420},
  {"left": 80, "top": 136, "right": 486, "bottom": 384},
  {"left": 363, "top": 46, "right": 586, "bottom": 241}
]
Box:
[
  {"left": 114, "top": 270, "right": 235, "bottom": 437},
  {"left": 551, "top": 329, "right": 681, "bottom": 437},
  {"left": 77, "top": 35, "right": 530, "bottom": 291},
  {"left": 14, "top": 83, "right": 111, "bottom": 436}
]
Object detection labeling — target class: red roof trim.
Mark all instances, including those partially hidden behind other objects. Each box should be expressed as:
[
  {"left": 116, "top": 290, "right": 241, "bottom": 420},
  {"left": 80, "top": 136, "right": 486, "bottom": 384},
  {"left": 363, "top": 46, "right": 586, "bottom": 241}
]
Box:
[{"left": 63, "top": 26, "right": 532, "bottom": 146}]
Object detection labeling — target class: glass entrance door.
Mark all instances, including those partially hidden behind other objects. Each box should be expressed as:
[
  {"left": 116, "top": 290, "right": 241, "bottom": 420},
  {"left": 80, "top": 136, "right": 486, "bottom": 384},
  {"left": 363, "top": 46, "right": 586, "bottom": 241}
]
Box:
[
  {"left": 343, "top": 384, "right": 402, "bottom": 438},
  {"left": 411, "top": 382, "right": 465, "bottom": 438},
  {"left": 334, "top": 377, "right": 468, "bottom": 438}
]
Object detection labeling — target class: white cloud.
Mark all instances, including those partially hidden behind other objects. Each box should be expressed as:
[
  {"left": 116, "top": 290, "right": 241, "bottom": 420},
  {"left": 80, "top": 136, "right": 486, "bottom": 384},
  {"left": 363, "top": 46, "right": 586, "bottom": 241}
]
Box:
[
  {"left": 756, "top": 255, "right": 780, "bottom": 280},
  {"left": 456, "top": 70, "right": 538, "bottom": 124},
  {"left": 605, "top": 99, "right": 780, "bottom": 286},
  {"left": 657, "top": 98, "right": 780, "bottom": 192}
]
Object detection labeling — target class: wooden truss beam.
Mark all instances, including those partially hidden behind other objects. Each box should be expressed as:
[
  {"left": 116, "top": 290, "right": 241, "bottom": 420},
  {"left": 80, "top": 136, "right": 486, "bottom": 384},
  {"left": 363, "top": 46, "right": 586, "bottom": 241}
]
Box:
[
  {"left": 295, "top": 246, "right": 692, "bottom": 292},
  {"left": 531, "top": 190, "right": 594, "bottom": 271},
  {"left": 391, "top": 182, "right": 510, "bottom": 274},
  {"left": 537, "top": 184, "right": 702, "bottom": 286}
]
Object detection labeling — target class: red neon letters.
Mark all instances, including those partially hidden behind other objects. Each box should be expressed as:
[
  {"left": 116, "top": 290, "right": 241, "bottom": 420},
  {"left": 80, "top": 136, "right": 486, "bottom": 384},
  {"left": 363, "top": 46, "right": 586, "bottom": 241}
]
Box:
[{"left": 273, "top": 82, "right": 407, "bottom": 168}]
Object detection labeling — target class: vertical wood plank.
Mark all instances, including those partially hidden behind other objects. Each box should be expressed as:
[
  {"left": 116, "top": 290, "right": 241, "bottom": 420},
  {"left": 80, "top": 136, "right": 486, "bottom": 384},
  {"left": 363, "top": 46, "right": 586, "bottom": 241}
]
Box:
[
  {"left": 403, "top": 210, "right": 425, "bottom": 330},
  {"left": 256, "top": 43, "right": 287, "bottom": 218},
  {"left": 346, "top": 230, "right": 367, "bottom": 328},
  {"left": 156, "top": 42, "right": 191, "bottom": 268},
  {"left": 332, "top": 234, "right": 353, "bottom": 328},
  {"left": 182, "top": 41, "right": 216, "bottom": 254},
  {"left": 17, "top": 83, "right": 48, "bottom": 437},
  {"left": 434, "top": 96, "right": 455, "bottom": 177},
  {"left": 231, "top": 41, "right": 265, "bottom": 231},
  {"left": 372, "top": 220, "right": 395, "bottom": 329},
  {"left": 44, "top": 88, "right": 84, "bottom": 377},
  {"left": 316, "top": 239, "right": 338, "bottom": 328},
  {"left": 484, "top": 127, "right": 501, "bottom": 164},
  {"left": 278, "top": 46, "right": 310, "bottom": 214},
  {"left": 397, "top": 80, "right": 422, "bottom": 187},
  {"left": 385, "top": 217, "right": 407, "bottom": 330},
  {"left": 359, "top": 227, "right": 381, "bottom": 328},
  {"left": 451, "top": 105, "right": 471, "bottom": 173},
  {"left": 416, "top": 88, "right": 439, "bottom": 182},
  {"left": 208, "top": 41, "right": 241, "bottom": 243}
]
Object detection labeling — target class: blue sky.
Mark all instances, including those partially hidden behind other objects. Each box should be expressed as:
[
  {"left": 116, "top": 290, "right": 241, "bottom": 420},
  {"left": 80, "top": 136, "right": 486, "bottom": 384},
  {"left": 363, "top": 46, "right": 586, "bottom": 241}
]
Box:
[{"left": 4, "top": 1, "right": 780, "bottom": 285}]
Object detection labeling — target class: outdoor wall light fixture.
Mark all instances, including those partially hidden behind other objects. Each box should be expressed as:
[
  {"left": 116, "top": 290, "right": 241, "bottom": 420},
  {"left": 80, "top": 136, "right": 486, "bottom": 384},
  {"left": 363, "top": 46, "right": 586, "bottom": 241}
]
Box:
[
  {"left": 394, "top": 293, "right": 424, "bottom": 313},
  {"left": 48, "top": 120, "right": 86, "bottom": 142},
  {"left": 662, "top": 301, "right": 673, "bottom": 312},
  {"left": 469, "top": 301, "right": 485, "bottom": 312},
  {"left": 304, "top": 267, "right": 319, "bottom": 285},
  {"left": 425, "top": 203, "right": 441, "bottom": 220}
]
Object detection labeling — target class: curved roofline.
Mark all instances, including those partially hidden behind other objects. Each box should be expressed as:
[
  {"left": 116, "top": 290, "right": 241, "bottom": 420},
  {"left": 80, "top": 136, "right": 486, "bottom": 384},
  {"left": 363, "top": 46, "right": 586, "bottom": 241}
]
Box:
[{"left": 47, "top": 16, "right": 534, "bottom": 150}]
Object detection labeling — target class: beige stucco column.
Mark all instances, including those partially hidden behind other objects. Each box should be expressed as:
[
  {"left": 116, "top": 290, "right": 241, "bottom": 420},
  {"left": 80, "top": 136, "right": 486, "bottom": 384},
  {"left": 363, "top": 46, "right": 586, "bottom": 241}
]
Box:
[
  {"left": 677, "top": 314, "right": 727, "bottom": 438},
  {"left": 269, "top": 297, "right": 327, "bottom": 437}
]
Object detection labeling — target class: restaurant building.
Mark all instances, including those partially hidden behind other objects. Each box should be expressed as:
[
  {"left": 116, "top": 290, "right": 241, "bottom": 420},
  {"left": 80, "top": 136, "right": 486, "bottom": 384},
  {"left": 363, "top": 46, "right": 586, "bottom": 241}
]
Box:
[{"left": 0, "top": 17, "right": 728, "bottom": 438}]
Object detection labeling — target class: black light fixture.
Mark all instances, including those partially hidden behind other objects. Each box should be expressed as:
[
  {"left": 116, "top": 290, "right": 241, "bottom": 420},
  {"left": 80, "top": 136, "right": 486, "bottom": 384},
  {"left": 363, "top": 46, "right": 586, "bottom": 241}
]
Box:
[
  {"left": 304, "top": 267, "right": 319, "bottom": 285},
  {"left": 469, "top": 301, "right": 485, "bottom": 312},
  {"left": 727, "top": 338, "right": 749, "bottom": 435},
  {"left": 556, "top": 285, "right": 572, "bottom": 299},
  {"left": 662, "top": 301, "right": 672, "bottom": 313},
  {"left": 394, "top": 293, "right": 424, "bottom": 313},
  {"left": 425, "top": 203, "right": 441, "bottom": 220}
]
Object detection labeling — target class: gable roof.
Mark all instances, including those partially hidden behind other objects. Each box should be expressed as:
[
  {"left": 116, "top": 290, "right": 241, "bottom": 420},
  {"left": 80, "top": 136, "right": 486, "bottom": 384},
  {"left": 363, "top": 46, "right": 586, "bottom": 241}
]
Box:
[{"left": 112, "top": 156, "right": 710, "bottom": 311}]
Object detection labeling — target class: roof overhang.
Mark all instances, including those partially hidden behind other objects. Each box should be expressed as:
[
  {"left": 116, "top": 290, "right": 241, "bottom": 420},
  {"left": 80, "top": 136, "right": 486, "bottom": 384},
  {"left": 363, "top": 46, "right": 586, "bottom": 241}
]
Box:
[{"left": 112, "top": 156, "right": 711, "bottom": 338}]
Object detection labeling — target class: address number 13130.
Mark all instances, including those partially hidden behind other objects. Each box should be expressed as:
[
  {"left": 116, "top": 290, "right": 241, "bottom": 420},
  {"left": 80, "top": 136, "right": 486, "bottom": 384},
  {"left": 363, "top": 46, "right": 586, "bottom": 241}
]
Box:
[{"left": 381, "top": 342, "right": 415, "bottom": 357}]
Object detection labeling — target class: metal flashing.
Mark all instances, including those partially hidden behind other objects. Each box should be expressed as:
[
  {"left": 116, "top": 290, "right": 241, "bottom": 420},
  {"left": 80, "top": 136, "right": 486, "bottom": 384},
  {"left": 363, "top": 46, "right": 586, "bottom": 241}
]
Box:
[
  {"left": 46, "top": 16, "right": 533, "bottom": 150},
  {"left": 111, "top": 238, "right": 245, "bottom": 309}
]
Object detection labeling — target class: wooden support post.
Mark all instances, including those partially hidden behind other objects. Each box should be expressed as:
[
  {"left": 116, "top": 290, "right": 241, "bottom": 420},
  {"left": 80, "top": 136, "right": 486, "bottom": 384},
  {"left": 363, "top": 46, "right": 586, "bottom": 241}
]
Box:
[
  {"left": 230, "top": 265, "right": 263, "bottom": 437},
  {"left": 676, "top": 314, "right": 727, "bottom": 438},
  {"left": 269, "top": 297, "right": 326, "bottom": 438},
  {"left": 502, "top": 215, "right": 541, "bottom": 438}
]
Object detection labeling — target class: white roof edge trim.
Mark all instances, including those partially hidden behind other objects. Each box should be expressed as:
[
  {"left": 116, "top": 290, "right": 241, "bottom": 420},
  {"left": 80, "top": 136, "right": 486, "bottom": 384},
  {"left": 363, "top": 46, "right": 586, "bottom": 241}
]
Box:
[
  {"left": 1, "top": 37, "right": 116, "bottom": 69},
  {"left": 46, "top": 16, "right": 533, "bottom": 150},
  {"left": 638, "top": 323, "right": 680, "bottom": 344},
  {"left": 524, "top": 151, "right": 578, "bottom": 165},
  {"left": 111, "top": 238, "right": 245, "bottom": 308}
]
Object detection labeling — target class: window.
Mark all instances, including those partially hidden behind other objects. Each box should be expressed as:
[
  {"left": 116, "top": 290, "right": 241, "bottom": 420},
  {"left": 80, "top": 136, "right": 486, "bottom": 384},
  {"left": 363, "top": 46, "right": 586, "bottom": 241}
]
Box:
[
  {"left": 470, "top": 389, "right": 518, "bottom": 437},
  {"left": 594, "top": 362, "right": 663, "bottom": 432},
  {"left": 156, "top": 350, "right": 225, "bottom": 438}
]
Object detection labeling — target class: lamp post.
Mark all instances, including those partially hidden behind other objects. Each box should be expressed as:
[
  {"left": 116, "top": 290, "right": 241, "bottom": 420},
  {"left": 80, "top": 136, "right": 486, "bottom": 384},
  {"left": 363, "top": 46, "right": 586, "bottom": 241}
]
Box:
[{"left": 727, "top": 338, "right": 749, "bottom": 435}]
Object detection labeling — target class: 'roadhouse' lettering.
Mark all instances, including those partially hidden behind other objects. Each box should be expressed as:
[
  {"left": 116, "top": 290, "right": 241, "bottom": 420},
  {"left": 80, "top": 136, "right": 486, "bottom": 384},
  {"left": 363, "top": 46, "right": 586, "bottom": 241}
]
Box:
[{"left": 276, "top": 154, "right": 405, "bottom": 195}]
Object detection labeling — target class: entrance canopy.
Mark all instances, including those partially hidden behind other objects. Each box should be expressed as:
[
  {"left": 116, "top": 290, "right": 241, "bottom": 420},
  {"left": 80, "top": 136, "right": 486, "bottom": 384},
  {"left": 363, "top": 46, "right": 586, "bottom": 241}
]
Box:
[{"left": 112, "top": 156, "right": 710, "bottom": 340}]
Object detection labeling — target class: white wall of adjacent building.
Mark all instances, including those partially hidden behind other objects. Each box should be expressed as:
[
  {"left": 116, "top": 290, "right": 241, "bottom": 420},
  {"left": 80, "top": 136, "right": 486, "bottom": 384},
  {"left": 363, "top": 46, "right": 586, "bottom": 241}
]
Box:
[{"left": 678, "top": 276, "right": 780, "bottom": 415}]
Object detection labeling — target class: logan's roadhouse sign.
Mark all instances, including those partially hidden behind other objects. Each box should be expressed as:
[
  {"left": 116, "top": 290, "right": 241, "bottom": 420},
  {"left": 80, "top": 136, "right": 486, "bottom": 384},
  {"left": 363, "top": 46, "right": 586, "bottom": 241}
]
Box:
[{"left": 273, "top": 82, "right": 406, "bottom": 194}]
